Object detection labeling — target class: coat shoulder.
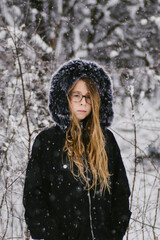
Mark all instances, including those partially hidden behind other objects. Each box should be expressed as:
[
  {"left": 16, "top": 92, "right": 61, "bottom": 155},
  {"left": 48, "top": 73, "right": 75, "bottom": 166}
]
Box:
[
  {"left": 35, "top": 125, "right": 65, "bottom": 141},
  {"left": 33, "top": 125, "right": 66, "bottom": 151},
  {"left": 104, "top": 128, "right": 118, "bottom": 146},
  {"left": 104, "top": 128, "right": 122, "bottom": 170}
]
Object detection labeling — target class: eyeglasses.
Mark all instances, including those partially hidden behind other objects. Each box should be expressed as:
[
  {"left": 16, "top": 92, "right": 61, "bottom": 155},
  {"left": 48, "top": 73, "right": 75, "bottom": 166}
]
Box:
[{"left": 69, "top": 91, "right": 91, "bottom": 104}]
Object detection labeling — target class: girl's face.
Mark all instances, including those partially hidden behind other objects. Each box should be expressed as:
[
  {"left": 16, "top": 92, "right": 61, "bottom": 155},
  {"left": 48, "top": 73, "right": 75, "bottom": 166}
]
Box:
[{"left": 69, "top": 80, "right": 92, "bottom": 121}]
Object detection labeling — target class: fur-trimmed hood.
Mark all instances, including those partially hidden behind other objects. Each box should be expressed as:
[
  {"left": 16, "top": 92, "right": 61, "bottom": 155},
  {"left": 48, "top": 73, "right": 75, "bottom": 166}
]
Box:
[{"left": 49, "top": 59, "right": 114, "bottom": 131}]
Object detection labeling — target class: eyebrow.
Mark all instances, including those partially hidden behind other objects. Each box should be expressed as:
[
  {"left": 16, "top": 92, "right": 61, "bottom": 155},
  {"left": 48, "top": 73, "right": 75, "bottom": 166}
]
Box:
[{"left": 72, "top": 91, "right": 90, "bottom": 95}]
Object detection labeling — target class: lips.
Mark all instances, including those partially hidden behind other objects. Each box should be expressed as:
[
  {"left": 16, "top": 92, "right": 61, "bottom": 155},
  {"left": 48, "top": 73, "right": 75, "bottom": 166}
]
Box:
[{"left": 77, "top": 110, "right": 86, "bottom": 112}]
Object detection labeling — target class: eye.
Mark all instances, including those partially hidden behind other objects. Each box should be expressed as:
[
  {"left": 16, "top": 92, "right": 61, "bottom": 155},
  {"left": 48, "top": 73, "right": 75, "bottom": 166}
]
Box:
[
  {"left": 86, "top": 96, "right": 91, "bottom": 101},
  {"left": 86, "top": 95, "right": 91, "bottom": 104},
  {"left": 72, "top": 91, "right": 81, "bottom": 98},
  {"left": 73, "top": 94, "right": 80, "bottom": 97},
  {"left": 70, "top": 92, "right": 81, "bottom": 101}
]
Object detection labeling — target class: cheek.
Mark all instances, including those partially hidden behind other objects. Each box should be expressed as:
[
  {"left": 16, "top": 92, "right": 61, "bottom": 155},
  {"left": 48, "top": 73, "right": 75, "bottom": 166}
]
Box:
[
  {"left": 70, "top": 101, "right": 73, "bottom": 108},
  {"left": 88, "top": 105, "right": 92, "bottom": 113},
  {"left": 70, "top": 101, "right": 76, "bottom": 112}
]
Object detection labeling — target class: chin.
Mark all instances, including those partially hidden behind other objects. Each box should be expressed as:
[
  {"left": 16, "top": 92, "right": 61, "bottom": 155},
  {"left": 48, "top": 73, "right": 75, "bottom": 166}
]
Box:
[
  {"left": 77, "top": 115, "right": 87, "bottom": 121},
  {"left": 77, "top": 117, "right": 85, "bottom": 121}
]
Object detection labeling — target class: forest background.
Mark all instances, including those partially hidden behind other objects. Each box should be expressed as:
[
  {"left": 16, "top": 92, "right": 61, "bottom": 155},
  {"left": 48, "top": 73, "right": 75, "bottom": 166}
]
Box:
[{"left": 0, "top": 0, "right": 160, "bottom": 239}]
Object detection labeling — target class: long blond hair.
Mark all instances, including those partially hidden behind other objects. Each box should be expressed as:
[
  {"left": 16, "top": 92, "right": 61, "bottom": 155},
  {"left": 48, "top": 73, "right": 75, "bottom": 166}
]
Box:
[{"left": 63, "top": 78, "right": 111, "bottom": 195}]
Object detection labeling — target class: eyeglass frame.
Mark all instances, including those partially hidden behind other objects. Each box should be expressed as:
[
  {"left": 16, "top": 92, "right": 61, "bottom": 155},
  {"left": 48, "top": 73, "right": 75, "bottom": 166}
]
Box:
[{"left": 69, "top": 91, "right": 92, "bottom": 105}]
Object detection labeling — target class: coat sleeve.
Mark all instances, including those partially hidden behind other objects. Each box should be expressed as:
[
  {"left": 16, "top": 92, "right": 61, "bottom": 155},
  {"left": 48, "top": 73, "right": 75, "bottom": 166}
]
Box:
[
  {"left": 108, "top": 130, "right": 132, "bottom": 240},
  {"left": 23, "top": 133, "right": 62, "bottom": 240}
]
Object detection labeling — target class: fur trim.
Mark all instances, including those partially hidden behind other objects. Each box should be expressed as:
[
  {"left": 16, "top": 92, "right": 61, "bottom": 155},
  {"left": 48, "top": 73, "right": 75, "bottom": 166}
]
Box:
[{"left": 49, "top": 59, "right": 114, "bottom": 131}]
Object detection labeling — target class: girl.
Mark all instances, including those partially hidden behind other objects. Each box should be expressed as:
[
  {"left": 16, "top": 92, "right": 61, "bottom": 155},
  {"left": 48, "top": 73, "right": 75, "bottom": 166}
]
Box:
[{"left": 23, "top": 59, "right": 131, "bottom": 240}]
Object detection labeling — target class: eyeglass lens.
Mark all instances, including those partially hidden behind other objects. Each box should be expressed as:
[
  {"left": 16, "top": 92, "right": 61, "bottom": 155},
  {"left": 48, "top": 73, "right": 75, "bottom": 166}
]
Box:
[{"left": 70, "top": 92, "right": 91, "bottom": 104}]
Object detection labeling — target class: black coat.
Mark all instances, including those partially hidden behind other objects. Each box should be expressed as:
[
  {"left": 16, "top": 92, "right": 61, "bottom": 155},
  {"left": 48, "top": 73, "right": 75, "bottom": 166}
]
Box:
[
  {"left": 23, "top": 60, "right": 131, "bottom": 240},
  {"left": 23, "top": 125, "right": 131, "bottom": 240}
]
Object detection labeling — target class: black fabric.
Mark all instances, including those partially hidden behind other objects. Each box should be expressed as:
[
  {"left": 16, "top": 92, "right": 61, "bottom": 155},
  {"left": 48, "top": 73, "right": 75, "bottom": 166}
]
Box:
[
  {"left": 49, "top": 59, "right": 114, "bottom": 131},
  {"left": 23, "top": 126, "right": 131, "bottom": 240}
]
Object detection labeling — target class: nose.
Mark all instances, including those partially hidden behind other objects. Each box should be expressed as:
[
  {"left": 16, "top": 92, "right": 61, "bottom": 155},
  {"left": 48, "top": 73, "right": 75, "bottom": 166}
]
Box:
[{"left": 80, "top": 96, "right": 87, "bottom": 105}]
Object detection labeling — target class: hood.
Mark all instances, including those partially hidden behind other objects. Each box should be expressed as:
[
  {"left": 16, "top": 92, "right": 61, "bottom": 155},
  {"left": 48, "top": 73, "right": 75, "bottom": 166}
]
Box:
[{"left": 49, "top": 59, "right": 114, "bottom": 131}]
